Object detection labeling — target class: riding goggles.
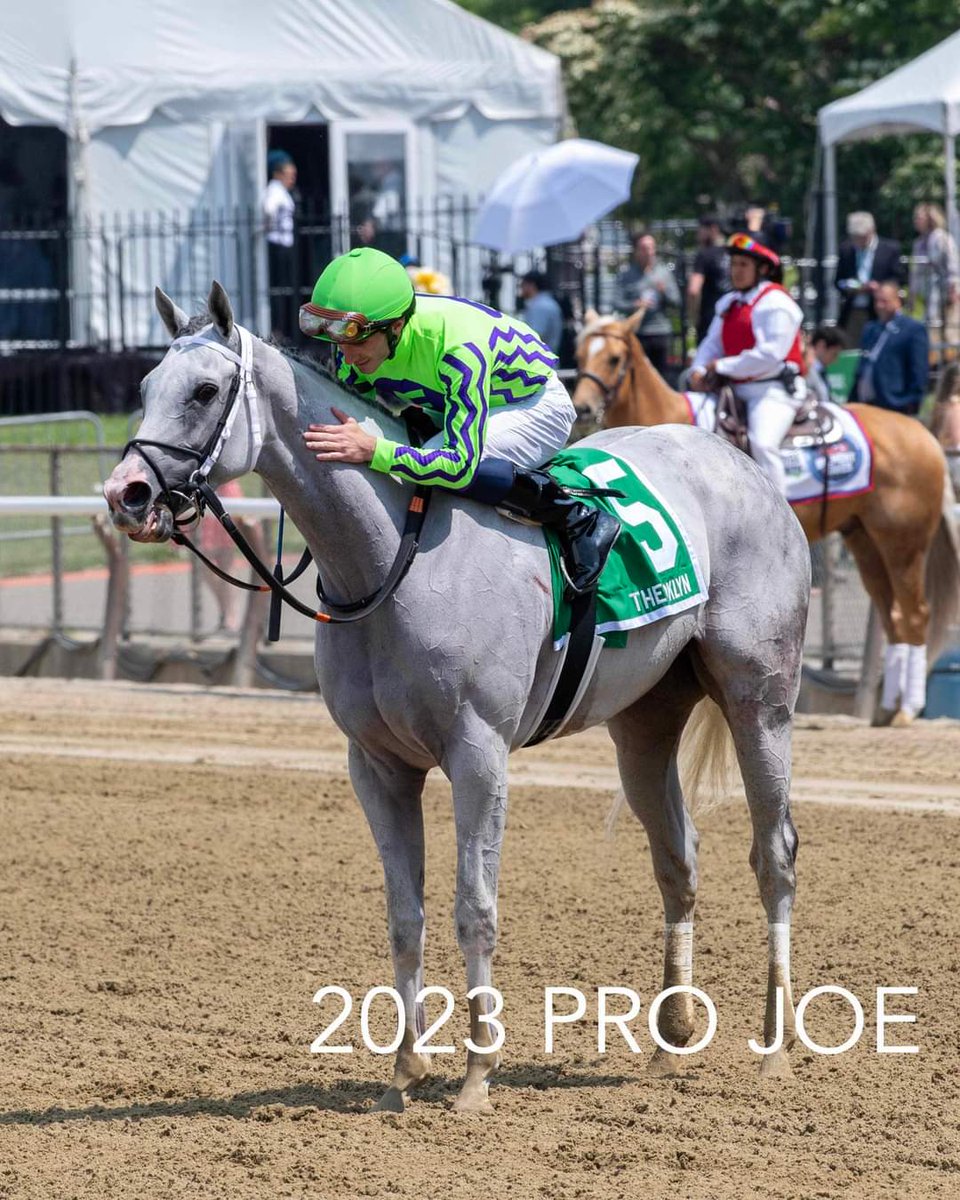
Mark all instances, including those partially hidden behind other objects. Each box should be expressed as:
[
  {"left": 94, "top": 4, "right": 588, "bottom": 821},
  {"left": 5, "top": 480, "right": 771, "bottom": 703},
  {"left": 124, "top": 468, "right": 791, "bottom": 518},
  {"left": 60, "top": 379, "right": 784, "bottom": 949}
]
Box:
[{"left": 298, "top": 304, "right": 394, "bottom": 343}]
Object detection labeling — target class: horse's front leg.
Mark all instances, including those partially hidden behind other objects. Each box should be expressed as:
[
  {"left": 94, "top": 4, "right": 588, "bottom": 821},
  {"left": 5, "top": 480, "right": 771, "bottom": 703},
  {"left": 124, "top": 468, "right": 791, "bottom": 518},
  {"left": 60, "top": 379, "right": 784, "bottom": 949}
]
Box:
[
  {"left": 348, "top": 742, "right": 430, "bottom": 1112},
  {"left": 445, "top": 732, "right": 509, "bottom": 1114}
]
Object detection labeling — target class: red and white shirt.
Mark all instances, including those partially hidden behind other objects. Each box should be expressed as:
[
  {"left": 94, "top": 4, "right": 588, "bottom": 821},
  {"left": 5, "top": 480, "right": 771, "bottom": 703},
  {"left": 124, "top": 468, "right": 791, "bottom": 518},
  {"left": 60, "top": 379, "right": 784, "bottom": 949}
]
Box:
[{"left": 693, "top": 283, "right": 804, "bottom": 382}]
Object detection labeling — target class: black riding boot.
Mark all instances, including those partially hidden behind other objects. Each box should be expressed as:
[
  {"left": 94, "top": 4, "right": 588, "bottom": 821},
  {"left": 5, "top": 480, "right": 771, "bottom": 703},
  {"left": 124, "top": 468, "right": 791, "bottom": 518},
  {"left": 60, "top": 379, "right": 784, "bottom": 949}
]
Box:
[{"left": 499, "top": 467, "right": 620, "bottom": 597}]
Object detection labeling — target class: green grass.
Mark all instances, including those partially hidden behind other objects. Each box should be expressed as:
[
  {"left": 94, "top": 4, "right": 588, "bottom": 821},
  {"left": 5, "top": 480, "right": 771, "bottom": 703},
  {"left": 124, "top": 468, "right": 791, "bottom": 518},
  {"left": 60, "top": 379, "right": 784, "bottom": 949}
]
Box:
[
  {"left": 0, "top": 411, "right": 291, "bottom": 578},
  {"left": 0, "top": 412, "right": 136, "bottom": 447}
]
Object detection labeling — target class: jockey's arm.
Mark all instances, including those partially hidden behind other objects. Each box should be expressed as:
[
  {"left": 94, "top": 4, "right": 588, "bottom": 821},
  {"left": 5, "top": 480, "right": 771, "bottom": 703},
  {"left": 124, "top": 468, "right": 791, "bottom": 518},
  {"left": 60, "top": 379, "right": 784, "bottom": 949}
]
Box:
[
  {"left": 714, "top": 297, "right": 800, "bottom": 382},
  {"left": 368, "top": 345, "right": 488, "bottom": 490},
  {"left": 690, "top": 314, "right": 724, "bottom": 380}
]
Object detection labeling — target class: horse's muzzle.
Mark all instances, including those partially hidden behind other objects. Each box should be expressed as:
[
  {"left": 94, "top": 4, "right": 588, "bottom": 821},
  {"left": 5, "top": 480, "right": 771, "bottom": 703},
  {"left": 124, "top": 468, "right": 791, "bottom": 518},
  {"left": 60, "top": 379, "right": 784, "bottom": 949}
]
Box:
[{"left": 103, "top": 455, "right": 175, "bottom": 541}]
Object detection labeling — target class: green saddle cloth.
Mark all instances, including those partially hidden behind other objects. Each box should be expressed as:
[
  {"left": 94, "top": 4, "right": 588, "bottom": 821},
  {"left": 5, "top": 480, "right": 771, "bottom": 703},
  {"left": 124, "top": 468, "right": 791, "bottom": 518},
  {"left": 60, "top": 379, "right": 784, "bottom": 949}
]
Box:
[{"left": 544, "top": 446, "right": 708, "bottom": 649}]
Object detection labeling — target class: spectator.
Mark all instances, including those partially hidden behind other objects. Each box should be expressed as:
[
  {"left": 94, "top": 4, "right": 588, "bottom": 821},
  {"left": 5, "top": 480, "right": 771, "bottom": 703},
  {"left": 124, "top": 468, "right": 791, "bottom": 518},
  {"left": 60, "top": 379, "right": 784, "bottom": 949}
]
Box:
[
  {"left": 850, "top": 281, "right": 928, "bottom": 415},
  {"left": 613, "top": 232, "right": 680, "bottom": 376},
  {"left": 352, "top": 216, "right": 379, "bottom": 250},
  {"left": 687, "top": 214, "right": 729, "bottom": 344},
  {"left": 909, "top": 202, "right": 960, "bottom": 354},
  {"left": 261, "top": 150, "right": 298, "bottom": 341},
  {"left": 835, "top": 212, "right": 904, "bottom": 344},
  {"left": 518, "top": 271, "right": 564, "bottom": 353},
  {"left": 804, "top": 325, "right": 847, "bottom": 404},
  {"left": 743, "top": 203, "right": 772, "bottom": 245},
  {"left": 930, "top": 362, "right": 960, "bottom": 498}
]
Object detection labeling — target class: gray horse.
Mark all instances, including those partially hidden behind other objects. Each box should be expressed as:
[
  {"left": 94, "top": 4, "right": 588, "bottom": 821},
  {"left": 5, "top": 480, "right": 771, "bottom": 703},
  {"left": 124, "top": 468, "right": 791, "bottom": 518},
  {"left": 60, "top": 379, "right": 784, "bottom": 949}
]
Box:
[{"left": 104, "top": 282, "right": 810, "bottom": 1113}]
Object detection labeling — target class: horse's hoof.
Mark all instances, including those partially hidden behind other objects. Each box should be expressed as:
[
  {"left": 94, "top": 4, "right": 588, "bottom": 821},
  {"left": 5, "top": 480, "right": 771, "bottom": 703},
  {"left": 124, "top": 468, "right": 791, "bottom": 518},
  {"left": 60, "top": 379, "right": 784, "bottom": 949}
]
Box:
[
  {"left": 452, "top": 1088, "right": 495, "bottom": 1115},
  {"left": 758, "top": 1048, "right": 793, "bottom": 1079},
  {"left": 890, "top": 709, "right": 916, "bottom": 728},
  {"left": 646, "top": 1047, "right": 685, "bottom": 1077},
  {"left": 372, "top": 1086, "right": 407, "bottom": 1113}
]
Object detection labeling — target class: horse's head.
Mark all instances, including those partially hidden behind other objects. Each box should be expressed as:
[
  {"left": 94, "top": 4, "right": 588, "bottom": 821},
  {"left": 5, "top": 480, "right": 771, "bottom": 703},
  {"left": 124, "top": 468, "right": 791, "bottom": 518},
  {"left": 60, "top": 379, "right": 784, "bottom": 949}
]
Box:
[
  {"left": 104, "top": 281, "right": 265, "bottom": 542},
  {"left": 571, "top": 308, "right": 645, "bottom": 436}
]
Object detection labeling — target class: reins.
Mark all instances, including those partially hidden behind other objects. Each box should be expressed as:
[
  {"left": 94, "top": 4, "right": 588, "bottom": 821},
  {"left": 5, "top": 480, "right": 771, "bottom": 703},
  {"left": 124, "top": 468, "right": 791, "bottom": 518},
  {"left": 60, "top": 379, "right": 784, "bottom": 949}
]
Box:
[
  {"left": 125, "top": 322, "right": 432, "bottom": 628},
  {"left": 174, "top": 480, "right": 431, "bottom": 626}
]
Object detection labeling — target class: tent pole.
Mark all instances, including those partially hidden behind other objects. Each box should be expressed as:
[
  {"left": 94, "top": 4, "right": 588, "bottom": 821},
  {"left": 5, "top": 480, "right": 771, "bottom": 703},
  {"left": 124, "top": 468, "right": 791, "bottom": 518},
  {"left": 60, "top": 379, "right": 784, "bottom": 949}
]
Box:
[
  {"left": 945, "top": 129, "right": 958, "bottom": 245},
  {"left": 823, "top": 138, "right": 839, "bottom": 323}
]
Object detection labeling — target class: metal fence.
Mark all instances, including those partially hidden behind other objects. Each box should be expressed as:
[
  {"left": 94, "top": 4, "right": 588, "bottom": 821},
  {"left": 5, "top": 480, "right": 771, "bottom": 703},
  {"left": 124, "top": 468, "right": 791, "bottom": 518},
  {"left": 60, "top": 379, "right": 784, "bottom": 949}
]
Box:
[{"left": 1, "top": 444, "right": 878, "bottom": 682}]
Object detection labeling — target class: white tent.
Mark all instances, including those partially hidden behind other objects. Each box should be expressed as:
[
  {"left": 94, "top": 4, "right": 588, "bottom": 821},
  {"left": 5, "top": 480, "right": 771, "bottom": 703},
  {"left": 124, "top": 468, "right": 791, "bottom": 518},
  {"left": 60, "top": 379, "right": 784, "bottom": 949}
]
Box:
[
  {"left": 0, "top": 0, "right": 563, "bottom": 343},
  {"left": 818, "top": 30, "right": 960, "bottom": 308}
]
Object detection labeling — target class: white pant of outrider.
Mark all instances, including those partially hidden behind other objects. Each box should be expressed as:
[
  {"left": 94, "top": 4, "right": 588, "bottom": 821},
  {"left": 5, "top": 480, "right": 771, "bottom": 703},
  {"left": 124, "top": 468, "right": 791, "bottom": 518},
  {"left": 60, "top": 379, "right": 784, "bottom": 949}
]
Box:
[
  {"left": 732, "top": 377, "right": 807, "bottom": 497},
  {"left": 422, "top": 373, "right": 576, "bottom": 468}
]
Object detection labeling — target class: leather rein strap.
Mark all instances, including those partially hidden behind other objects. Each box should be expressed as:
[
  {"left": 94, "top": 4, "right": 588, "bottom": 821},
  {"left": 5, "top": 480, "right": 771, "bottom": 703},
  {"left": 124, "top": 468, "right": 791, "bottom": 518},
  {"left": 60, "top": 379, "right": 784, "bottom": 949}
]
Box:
[{"left": 175, "top": 481, "right": 431, "bottom": 626}]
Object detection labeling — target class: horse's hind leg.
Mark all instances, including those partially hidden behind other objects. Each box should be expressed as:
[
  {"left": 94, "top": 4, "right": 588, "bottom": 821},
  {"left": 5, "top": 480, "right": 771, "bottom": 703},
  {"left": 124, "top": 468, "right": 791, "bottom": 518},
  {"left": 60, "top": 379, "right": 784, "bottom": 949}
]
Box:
[
  {"left": 348, "top": 742, "right": 431, "bottom": 1113},
  {"left": 695, "top": 639, "right": 801, "bottom": 1080},
  {"left": 607, "top": 654, "right": 703, "bottom": 1077}
]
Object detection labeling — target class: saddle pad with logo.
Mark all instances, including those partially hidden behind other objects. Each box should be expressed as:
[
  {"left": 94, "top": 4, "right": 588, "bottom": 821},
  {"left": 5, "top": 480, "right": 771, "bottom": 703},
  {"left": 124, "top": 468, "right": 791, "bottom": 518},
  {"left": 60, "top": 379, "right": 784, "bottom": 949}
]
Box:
[
  {"left": 544, "top": 447, "right": 708, "bottom": 649},
  {"left": 684, "top": 393, "right": 874, "bottom": 505}
]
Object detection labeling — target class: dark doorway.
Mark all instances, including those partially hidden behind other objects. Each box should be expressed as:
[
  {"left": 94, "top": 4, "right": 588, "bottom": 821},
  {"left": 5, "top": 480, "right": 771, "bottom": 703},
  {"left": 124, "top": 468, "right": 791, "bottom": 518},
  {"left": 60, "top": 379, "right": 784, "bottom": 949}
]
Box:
[
  {"left": 0, "top": 119, "right": 68, "bottom": 342},
  {"left": 266, "top": 123, "right": 332, "bottom": 299}
]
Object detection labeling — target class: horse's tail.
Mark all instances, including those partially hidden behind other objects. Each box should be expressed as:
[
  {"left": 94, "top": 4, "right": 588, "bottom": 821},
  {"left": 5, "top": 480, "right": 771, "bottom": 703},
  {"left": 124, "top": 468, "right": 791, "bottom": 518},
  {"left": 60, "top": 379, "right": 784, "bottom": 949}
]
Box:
[
  {"left": 604, "top": 697, "right": 739, "bottom": 836},
  {"left": 677, "top": 697, "right": 739, "bottom": 817},
  {"left": 925, "top": 467, "right": 960, "bottom": 663}
]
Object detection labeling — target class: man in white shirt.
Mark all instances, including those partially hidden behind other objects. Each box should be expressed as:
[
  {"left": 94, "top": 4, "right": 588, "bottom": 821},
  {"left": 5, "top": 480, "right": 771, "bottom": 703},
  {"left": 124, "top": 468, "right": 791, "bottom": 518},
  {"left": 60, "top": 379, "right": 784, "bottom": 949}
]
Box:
[
  {"left": 688, "top": 234, "right": 806, "bottom": 497},
  {"left": 261, "top": 150, "right": 298, "bottom": 338}
]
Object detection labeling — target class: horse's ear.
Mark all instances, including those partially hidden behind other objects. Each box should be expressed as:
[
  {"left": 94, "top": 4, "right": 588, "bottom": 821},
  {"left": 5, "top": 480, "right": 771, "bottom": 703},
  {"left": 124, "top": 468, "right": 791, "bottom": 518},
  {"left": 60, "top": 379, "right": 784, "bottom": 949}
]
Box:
[
  {"left": 624, "top": 306, "right": 646, "bottom": 335},
  {"left": 584, "top": 307, "right": 600, "bottom": 326},
  {"left": 155, "top": 287, "right": 189, "bottom": 339},
  {"left": 207, "top": 280, "right": 234, "bottom": 339}
]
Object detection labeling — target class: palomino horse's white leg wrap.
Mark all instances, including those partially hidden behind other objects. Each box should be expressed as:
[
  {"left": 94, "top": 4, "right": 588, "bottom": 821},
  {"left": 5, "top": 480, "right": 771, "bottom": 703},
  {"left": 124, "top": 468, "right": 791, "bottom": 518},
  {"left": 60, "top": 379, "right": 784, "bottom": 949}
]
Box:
[
  {"left": 903, "top": 644, "right": 928, "bottom": 717},
  {"left": 882, "top": 642, "right": 909, "bottom": 711}
]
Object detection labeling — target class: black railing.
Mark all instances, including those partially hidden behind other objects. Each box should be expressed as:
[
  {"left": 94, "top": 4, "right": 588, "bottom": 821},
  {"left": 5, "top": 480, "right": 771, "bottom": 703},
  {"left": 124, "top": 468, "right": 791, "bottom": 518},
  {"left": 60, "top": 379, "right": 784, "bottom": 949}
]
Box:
[{"left": 1, "top": 203, "right": 954, "bottom": 415}]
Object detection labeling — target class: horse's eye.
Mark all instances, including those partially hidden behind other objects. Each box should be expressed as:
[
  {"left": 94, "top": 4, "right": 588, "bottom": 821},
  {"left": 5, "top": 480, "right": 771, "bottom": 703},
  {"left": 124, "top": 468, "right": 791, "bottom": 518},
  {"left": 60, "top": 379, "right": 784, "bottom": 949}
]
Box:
[
  {"left": 608, "top": 354, "right": 621, "bottom": 367},
  {"left": 193, "top": 382, "right": 219, "bottom": 403}
]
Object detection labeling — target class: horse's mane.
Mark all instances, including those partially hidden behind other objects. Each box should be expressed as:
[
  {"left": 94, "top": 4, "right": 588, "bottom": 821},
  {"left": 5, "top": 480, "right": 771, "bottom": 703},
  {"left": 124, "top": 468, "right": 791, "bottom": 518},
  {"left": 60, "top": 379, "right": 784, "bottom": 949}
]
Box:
[{"left": 183, "top": 310, "right": 403, "bottom": 427}]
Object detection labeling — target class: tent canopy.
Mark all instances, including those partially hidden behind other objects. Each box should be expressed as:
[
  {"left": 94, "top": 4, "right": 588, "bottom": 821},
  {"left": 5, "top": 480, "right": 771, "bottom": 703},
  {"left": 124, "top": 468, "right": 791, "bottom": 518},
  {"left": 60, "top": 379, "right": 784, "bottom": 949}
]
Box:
[
  {"left": 819, "top": 29, "right": 960, "bottom": 146},
  {"left": 0, "top": 0, "right": 561, "bottom": 134}
]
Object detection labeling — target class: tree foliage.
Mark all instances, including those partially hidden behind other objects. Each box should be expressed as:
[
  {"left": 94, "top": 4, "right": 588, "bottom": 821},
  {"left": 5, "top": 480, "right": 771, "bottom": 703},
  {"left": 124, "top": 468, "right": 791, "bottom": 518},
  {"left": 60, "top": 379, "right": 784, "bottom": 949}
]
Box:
[{"left": 506, "top": 0, "right": 960, "bottom": 238}]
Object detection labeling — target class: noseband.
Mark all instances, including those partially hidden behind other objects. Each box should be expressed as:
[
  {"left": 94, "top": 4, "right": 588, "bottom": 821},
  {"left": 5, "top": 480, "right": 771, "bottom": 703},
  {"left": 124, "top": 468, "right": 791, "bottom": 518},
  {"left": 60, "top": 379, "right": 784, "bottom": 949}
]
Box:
[
  {"left": 123, "top": 324, "right": 262, "bottom": 527},
  {"left": 575, "top": 328, "right": 635, "bottom": 422}
]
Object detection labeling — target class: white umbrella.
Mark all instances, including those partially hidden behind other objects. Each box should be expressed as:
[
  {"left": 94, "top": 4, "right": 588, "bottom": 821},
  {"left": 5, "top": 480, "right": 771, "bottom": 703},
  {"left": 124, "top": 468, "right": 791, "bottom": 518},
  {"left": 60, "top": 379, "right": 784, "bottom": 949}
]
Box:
[{"left": 473, "top": 138, "right": 639, "bottom": 255}]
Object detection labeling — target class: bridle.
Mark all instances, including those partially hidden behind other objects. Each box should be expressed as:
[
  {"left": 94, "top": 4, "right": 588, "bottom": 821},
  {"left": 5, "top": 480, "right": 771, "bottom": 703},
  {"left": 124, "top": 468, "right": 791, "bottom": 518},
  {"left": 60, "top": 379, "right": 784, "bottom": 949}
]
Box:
[
  {"left": 575, "top": 327, "right": 635, "bottom": 424},
  {"left": 119, "top": 323, "right": 430, "bottom": 627},
  {"left": 123, "top": 324, "right": 263, "bottom": 529}
]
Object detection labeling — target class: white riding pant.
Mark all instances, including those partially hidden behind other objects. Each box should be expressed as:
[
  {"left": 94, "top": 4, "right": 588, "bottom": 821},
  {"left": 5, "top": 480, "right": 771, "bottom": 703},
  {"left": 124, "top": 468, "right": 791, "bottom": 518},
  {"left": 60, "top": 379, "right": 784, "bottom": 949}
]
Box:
[
  {"left": 422, "top": 373, "right": 576, "bottom": 469},
  {"left": 733, "top": 377, "right": 806, "bottom": 497}
]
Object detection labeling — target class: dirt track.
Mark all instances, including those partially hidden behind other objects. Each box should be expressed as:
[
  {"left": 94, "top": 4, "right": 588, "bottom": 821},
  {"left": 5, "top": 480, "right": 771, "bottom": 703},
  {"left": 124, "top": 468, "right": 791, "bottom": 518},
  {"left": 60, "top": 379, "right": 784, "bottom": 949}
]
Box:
[{"left": 1, "top": 678, "right": 959, "bottom": 1199}]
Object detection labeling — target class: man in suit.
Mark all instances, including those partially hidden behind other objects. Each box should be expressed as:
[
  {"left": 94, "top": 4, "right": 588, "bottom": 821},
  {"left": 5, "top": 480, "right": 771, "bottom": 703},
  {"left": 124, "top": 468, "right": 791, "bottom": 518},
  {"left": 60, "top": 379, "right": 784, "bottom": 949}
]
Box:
[
  {"left": 835, "top": 211, "right": 904, "bottom": 344},
  {"left": 850, "top": 281, "right": 929, "bottom": 415}
]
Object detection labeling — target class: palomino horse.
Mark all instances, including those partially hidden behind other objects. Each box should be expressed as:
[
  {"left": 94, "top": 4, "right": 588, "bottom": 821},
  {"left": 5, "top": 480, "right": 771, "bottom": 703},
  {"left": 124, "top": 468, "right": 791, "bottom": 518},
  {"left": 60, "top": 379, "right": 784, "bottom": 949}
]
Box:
[
  {"left": 574, "top": 309, "right": 960, "bottom": 725},
  {"left": 104, "top": 283, "right": 810, "bottom": 1112}
]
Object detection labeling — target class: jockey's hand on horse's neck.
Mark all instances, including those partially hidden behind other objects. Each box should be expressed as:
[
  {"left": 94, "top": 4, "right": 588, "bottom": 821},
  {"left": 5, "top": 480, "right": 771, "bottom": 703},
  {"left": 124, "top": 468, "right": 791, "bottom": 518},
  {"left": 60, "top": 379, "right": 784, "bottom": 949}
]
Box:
[{"left": 303, "top": 407, "right": 377, "bottom": 464}]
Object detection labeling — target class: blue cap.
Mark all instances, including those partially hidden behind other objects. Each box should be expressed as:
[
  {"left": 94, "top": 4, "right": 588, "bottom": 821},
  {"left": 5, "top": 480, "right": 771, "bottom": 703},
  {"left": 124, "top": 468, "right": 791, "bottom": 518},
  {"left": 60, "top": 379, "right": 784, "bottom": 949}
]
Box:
[{"left": 267, "top": 149, "right": 293, "bottom": 175}]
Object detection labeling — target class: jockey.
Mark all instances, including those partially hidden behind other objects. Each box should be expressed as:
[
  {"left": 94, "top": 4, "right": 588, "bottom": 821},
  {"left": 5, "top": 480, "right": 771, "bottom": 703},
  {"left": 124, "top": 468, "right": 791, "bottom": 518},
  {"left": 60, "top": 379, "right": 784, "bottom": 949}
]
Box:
[
  {"left": 688, "top": 233, "right": 807, "bottom": 497},
  {"left": 300, "top": 247, "right": 619, "bottom": 597}
]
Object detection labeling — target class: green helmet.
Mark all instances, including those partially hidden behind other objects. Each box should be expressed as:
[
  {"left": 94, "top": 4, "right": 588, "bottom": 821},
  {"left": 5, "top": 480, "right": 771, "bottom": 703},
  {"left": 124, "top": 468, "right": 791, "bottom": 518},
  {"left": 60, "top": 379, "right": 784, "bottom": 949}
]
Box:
[{"left": 310, "top": 247, "right": 414, "bottom": 321}]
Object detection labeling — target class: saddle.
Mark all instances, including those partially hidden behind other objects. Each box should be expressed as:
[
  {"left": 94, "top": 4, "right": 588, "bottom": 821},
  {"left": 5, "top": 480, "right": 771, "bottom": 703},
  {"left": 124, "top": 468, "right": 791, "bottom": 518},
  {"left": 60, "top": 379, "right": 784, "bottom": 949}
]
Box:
[{"left": 713, "top": 382, "right": 842, "bottom": 456}]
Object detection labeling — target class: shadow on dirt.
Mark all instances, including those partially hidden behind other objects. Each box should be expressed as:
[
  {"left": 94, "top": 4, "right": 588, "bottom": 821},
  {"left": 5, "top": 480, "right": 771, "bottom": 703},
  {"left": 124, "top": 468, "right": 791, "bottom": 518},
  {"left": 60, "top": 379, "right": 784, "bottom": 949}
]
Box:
[{"left": 0, "top": 1063, "right": 646, "bottom": 1124}]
